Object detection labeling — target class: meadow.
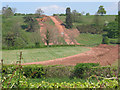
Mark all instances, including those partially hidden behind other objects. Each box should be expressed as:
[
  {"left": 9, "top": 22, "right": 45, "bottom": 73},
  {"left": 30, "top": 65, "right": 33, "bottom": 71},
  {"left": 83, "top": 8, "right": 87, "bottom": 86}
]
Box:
[
  {"left": 58, "top": 15, "right": 116, "bottom": 27},
  {"left": 76, "top": 33, "right": 102, "bottom": 46},
  {"left": 2, "top": 46, "right": 89, "bottom": 64}
]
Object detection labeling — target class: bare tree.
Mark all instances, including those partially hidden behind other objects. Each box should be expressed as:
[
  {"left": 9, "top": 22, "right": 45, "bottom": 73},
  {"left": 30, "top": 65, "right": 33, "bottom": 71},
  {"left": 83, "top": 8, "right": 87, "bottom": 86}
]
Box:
[
  {"left": 35, "top": 8, "right": 44, "bottom": 17},
  {"left": 2, "top": 5, "right": 15, "bottom": 18},
  {"left": 12, "top": 8, "right": 17, "bottom": 14}
]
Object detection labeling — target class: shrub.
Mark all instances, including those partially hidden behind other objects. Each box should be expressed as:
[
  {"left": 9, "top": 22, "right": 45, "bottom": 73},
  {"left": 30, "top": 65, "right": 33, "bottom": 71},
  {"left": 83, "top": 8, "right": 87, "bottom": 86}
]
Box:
[
  {"left": 22, "top": 65, "right": 45, "bottom": 78},
  {"left": 110, "top": 40, "right": 117, "bottom": 44},
  {"left": 35, "top": 42, "right": 40, "bottom": 48},
  {"left": 21, "top": 24, "right": 28, "bottom": 29},
  {"left": 102, "top": 36, "right": 109, "bottom": 44},
  {"left": 73, "top": 63, "right": 99, "bottom": 78}
]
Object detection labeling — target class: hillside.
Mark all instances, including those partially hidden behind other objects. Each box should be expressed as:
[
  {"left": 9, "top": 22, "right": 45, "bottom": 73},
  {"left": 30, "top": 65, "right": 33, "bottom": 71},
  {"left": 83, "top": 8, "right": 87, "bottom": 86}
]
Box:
[
  {"left": 2, "top": 15, "right": 117, "bottom": 49},
  {"left": 2, "top": 16, "right": 43, "bottom": 49},
  {"left": 58, "top": 15, "right": 116, "bottom": 27}
]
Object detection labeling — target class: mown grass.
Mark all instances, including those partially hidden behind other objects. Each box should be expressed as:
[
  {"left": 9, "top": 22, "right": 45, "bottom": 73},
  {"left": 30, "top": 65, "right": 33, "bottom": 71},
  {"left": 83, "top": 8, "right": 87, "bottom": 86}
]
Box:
[
  {"left": 76, "top": 33, "right": 102, "bottom": 46},
  {"left": 2, "top": 46, "right": 89, "bottom": 64}
]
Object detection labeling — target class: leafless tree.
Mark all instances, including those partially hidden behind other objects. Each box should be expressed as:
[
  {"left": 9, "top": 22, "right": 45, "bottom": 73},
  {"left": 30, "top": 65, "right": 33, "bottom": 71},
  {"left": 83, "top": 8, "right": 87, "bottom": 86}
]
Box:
[
  {"left": 12, "top": 8, "right": 17, "bottom": 14},
  {"left": 35, "top": 8, "right": 44, "bottom": 17},
  {"left": 2, "top": 5, "right": 15, "bottom": 18}
]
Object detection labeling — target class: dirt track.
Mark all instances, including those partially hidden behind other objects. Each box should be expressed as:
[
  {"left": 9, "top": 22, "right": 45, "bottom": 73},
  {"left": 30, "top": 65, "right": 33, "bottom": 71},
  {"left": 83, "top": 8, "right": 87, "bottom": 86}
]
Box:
[
  {"left": 34, "top": 17, "right": 118, "bottom": 66},
  {"left": 49, "top": 16, "right": 80, "bottom": 45},
  {"left": 22, "top": 44, "right": 118, "bottom": 66}
]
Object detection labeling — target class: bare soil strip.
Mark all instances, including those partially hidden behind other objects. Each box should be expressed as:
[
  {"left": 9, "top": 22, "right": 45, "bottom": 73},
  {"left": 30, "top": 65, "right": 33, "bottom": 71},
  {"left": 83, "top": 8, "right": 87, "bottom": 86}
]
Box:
[{"left": 49, "top": 16, "right": 79, "bottom": 45}]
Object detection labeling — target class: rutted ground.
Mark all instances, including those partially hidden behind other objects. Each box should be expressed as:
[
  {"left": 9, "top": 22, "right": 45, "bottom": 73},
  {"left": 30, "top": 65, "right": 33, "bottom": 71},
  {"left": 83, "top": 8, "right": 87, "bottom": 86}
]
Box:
[
  {"left": 22, "top": 44, "right": 118, "bottom": 66},
  {"left": 49, "top": 16, "right": 80, "bottom": 45},
  {"left": 36, "top": 16, "right": 80, "bottom": 45}
]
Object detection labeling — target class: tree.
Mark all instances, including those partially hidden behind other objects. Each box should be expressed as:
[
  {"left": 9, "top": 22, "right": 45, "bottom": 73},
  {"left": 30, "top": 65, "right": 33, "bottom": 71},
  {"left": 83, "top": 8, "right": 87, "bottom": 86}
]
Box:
[
  {"left": 65, "top": 7, "right": 73, "bottom": 29},
  {"left": 2, "top": 5, "right": 15, "bottom": 18},
  {"left": 97, "top": 5, "right": 106, "bottom": 16},
  {"left": 72, "top": 10, "right": 78, "bottom": 16},
  {"left": 105, "top": 22, "right": 118, "bottom": 38},
  {"left": 35, "top": 8, "right": 44, "bottom": 17},
  {"left": 71, "top": 10, "right": 79, "bottom": 22},
  {"left": 81, "top": 11, "right": 85, "bottom": 15},
  {"left": 86, "top": 13, "right": 90, "bottom": 16},
  {"left": 23, "top": 16, "right": 39, "bottom": 32}
]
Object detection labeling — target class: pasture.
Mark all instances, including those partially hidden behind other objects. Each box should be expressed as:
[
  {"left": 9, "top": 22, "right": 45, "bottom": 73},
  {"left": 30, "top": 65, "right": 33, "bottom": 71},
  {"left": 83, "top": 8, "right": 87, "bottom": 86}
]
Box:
[
  {"left": 2, "top": 46, "right": 89, "bottom": 64},
  {"left": 58, "top": 15, "right": 116, "bottom": 27},
  {"left": 76, "top": 33, "right": 102, "bottom": 46}
]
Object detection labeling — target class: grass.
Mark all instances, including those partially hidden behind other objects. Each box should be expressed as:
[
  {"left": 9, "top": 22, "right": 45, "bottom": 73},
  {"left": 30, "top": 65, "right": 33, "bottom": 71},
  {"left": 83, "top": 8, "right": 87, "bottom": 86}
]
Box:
[
  {"left": 76, "top": 33, "right": 102, "bottom": 46},
  {"left": 2, "top": 46, "right": 89, "bottom": 64},
  {"left": 58, "top": 15, "right": 116, "bottom": 27},
  {"left": 2, "top": 16, "right": 43, "bottom": 49},
  {"left": 112, "top": 60, "right": 118, "bottom": 67},
  {"left": 29, "top": 77, "right": 99, "bottom": 84}
]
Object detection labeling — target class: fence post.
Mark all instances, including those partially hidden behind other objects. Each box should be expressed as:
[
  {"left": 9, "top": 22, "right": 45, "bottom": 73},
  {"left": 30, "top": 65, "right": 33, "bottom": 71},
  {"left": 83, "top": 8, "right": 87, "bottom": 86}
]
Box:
[
  {"left": 0, "top": 59, "right": 3, "bottom": 89},
  {"left": 18, "top": 52, "right": 22, "bottom": 88}
]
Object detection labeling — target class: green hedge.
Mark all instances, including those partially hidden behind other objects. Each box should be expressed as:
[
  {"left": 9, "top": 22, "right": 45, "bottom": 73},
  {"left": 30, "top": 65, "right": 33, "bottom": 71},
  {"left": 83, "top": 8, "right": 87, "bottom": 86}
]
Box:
[
  {"left": 73, "top": 63, "right": 100, "bottom": 78},
  {"left": 2, "top": 64, "right": 118, "bottom": 79},
  {"left": 2, "top": 44, "right": 85, "bottom": 50}
]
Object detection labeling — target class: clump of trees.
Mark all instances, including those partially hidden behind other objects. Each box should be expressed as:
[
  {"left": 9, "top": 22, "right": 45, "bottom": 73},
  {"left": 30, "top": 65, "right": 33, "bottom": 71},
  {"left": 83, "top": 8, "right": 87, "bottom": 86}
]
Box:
[
  {"left": 97, "top": 5, "right": 106, "bottom": 16},
  {"left": 65, "top": 7, "right": 73, "bottom": 29},
  {"left": 86, "top": 13, "right": 90, "bottom": 16},
  {"left": 2, "top": 5, "right": 16, "bottom": 18},
  {"left": 53, "top": 13, "right": 66, "bottom": 16},
  {"left": 23, "top": 15, "right": 39, "bottom": 32},
  {"left": 76, "top": 24, "right": 103, "bottom": 34}
]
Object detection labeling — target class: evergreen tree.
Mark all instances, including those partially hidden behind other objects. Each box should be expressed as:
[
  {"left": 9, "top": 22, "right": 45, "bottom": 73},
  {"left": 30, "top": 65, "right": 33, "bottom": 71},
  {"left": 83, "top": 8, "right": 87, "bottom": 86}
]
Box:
[{"left": 65, "top": 7, "right": 73, "bottom": 29}]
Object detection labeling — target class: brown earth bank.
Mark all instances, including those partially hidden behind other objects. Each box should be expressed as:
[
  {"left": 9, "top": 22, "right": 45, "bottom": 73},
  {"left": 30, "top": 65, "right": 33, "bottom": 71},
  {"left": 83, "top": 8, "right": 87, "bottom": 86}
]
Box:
[
  {"left": 22, "top": 44, "right": 118, "bottom": 66},
  {"left": 36, "top": 16, "right": 80, "bottom": 45}
]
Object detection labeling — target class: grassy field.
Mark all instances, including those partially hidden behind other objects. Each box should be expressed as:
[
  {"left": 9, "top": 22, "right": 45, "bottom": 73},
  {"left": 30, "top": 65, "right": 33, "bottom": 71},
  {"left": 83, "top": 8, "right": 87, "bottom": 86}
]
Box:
[
  {"left": 76, "top": 33, "right": 102, "bottom": 46},
  {"left": 58, "top": 15, "right": 116, "bottom": 27},
  {"left": 2, "top": 46, "right": 89, "bottom": 64}
]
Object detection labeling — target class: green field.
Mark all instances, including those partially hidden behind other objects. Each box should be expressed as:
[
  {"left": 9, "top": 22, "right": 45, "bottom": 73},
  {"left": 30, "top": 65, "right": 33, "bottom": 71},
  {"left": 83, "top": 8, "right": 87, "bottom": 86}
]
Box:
[
  {"left": 2, "top": 46, "right": 89, "bottom": 64},
  {"left": 58, "top": 15, "right": 116, "bottom": 27},
  {"left": 76, "top": 33, "right": 102, "bottom": 46}
]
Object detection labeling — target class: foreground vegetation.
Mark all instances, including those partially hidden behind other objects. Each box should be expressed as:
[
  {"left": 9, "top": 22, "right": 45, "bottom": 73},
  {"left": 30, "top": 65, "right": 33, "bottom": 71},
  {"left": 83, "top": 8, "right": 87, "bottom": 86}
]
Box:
[{"left": 1, "top": 63, "right": 119, "bottom": 88}]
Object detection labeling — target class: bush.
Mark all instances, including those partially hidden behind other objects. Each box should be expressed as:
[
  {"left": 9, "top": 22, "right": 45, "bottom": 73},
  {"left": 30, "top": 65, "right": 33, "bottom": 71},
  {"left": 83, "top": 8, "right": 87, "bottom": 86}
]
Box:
[
  {"left": 21, "top": 24, "right": 28, "bottom": 29},
  {"left": 2, "top": 65, "right": 45, "bottom": 78},
  {"left": 22, "top": 65, "right": 45, "bottom": 78},
  {"left": 102, "top": 36, "right": 109, "bottom": 44},
  {"left": 110, "top": 40, "right": 117, "bottom": 44},
  {"left": 35, "top": 42, "right": 40, "bottom": 48},
  {"left": 2, "top": 64, "right": 118, "bottom": 80},
  {"left": 73, "top": 63, "right": 99, "bottom": 78}
]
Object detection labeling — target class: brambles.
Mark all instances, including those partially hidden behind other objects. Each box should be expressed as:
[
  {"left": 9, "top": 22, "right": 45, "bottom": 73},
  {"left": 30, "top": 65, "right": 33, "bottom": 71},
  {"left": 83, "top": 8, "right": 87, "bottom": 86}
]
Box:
[{"left": 2, "top": 63, "right": 118, "bottom": 88}]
